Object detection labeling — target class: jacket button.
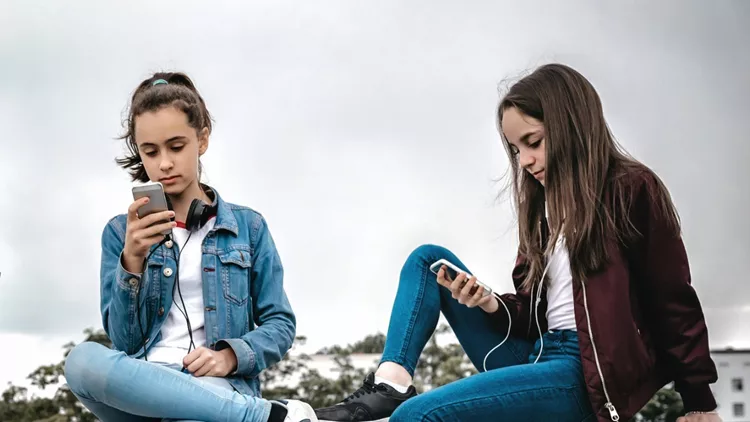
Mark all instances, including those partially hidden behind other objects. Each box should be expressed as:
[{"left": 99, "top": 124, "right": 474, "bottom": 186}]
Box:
[
  {"left": 165, "top": 240, "right": 173, "bottom": 248},
  {"left": 129, "top": 278, "right": 138, "bottom": 287},
  {"left": 163, "top": 267, "right": 173, "bottom": 277},
  {"left": 158, "top": 307, "right": 165, "bottom": 316}
]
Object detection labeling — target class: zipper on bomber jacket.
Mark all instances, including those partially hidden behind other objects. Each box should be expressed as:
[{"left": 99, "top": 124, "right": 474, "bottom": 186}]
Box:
[
  {"left": 537, "top": 217, "right": 618, "bottom": 420},
  {"left": 581, "top": 279, "right": 620, "bottom": 421}
]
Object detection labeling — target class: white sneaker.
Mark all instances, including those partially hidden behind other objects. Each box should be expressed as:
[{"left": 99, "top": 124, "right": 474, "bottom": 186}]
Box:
[{"left": 271, "top": 399, "right": 318, "bottom": 422}]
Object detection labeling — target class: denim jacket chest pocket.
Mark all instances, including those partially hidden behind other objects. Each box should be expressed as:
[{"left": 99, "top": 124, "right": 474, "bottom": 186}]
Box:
[
  {"left": 217, "top": 247, "right": 252, "bottom": 307},
  {"left": 144, "top": 251, "right": 169, "bottom": 304}
]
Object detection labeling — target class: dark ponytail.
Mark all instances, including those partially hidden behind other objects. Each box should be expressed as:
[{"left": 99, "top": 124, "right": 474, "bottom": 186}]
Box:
[{"left": 116, "top": 72, "right": 213, "bottom": 183}]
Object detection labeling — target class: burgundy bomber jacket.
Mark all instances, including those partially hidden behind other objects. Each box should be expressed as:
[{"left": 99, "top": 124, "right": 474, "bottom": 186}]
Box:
[{"left": 490, "top": 168, "right": 718, "bottom": 422}]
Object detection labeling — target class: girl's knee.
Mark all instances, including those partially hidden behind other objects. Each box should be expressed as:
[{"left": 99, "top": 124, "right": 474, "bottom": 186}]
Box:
[
  {"left": 66, "top": 341, "right": 107, "bottom": 369},
  {"left": 64, "top": 341, "right": 110, "bottom": 395},
  {"left": 410, "top": 244, "right": 450, "bottom": 262}
]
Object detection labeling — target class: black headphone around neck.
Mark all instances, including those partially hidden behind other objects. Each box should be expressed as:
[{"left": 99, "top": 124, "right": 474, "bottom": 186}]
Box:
[
  {"left": 164, "top": 195, "right": 217, "bottom": 232},
  {"left": 185, "top": 198, "right": 215, "bottom": 232}
]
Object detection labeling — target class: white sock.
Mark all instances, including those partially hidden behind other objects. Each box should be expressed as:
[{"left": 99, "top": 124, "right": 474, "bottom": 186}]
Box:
[{"left": 374, "top": 375, "right": 410, "bottom": 393}]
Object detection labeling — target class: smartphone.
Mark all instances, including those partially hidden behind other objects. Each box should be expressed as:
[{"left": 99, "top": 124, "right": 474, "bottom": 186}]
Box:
[
  {"left": 429, "top": 258, "right": 492, "bottom": 297},
  {"left": 132, "top": 182, "right": 172, "bottom": 236}
]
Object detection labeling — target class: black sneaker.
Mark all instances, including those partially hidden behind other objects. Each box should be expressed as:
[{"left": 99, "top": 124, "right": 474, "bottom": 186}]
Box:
[{"left": 315, "top": 372, "right": 417, "bottom": 421}]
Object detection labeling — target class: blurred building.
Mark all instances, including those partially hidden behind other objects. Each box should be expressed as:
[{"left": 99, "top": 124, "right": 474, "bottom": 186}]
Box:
[{"left": 711, "top": 348, "right": 750, "bottom": 421}]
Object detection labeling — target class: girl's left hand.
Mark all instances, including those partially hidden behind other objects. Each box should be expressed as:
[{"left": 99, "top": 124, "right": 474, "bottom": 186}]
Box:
[
  {"left": 183, "top": 347, "right": 238, "bottom": 377},
  {"left": 677, "top": 412, "right": 722, "bottom": 422}
]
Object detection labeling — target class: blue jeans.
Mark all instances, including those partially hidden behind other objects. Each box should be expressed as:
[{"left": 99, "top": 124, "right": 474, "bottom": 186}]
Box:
[
  {"left": 381, "top": 244, "right": 595, "bottom": 422},
  {"left": 64, "top": 342, "right": 271, "bottom": 422}
]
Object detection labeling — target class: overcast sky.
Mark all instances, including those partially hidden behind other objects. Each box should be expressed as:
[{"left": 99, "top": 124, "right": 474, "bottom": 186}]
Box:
[{"left": 1, "top": 0, "right": 748, "bottom": 395}]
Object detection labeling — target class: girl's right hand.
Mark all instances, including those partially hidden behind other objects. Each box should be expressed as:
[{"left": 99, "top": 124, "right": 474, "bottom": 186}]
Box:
[
  {"left": 122, "top": 197, "right": 176, "bottom": 274},
  {"left": 436, "top": 265, "right": 499, "bottom": 314}
]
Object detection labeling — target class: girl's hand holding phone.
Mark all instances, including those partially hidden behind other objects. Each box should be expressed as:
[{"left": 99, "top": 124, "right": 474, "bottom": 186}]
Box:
[
  {"left": 436, "top": 265, "right": 499, "bottom": 314},
  {"left": 122, "top": 197, "right": 176, "bottom": 274}
]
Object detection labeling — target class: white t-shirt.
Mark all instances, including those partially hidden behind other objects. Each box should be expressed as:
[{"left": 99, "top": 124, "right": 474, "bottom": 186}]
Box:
[
  {"left": 544, "top": 205, "right": 576, "bottom": 331},
  {"left": 545, "top": 233, "right": 577, "bottom": 330},
  {"left": 147, "top": 217, "right": 216, "bottom": 364}
]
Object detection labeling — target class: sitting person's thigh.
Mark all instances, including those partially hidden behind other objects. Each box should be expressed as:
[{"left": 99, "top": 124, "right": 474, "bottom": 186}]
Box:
[{"left": 161, "top": 374, "right": 237, "bottom": 422}]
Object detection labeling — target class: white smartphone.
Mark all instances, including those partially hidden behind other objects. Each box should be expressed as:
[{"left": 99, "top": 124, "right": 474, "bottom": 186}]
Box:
[
  {"left": 132, "top": 182, "right": 172, "bottom": 236},
  {"left": 429, "top": 258, "right": 492, "bottom": 297}
]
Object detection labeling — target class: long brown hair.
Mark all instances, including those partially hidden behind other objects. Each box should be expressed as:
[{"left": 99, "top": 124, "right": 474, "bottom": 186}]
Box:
[
  {"left": 116, "top": 72, "right": 213, "bottom": 183},
  {"left": 497, "top": 63, "right": 680, "bottom": 291}
]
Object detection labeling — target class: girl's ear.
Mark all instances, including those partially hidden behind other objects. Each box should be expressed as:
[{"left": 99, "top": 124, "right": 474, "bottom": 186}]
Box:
[{"left": 198, "top": 127, "right": 209, "bottom": 155}]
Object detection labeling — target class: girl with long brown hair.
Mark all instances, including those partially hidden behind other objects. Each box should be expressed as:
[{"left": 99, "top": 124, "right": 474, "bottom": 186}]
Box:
[{"left": 315, "top": 64, "right": 720, "bottom": 422}]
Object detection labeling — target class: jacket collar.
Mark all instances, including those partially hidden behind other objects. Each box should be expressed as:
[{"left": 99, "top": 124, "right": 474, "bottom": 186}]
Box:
[{"left": 203, "top": 184, "right": 239, "bottom": 236}]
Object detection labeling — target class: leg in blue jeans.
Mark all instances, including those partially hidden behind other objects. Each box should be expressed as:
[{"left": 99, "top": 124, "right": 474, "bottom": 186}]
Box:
[
  {"left": 380, "top": 244, "right": 534, "bottom": 374},
  {"left": 380, "top": 244, "right": 594, "bottom": 421},
  {"left": 64, "top": 342, "right": 271, "bottom": 422}
]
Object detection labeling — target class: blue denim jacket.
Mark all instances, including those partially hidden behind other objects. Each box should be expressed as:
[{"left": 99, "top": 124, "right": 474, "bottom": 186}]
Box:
[{"left": 99, "top": 186, "right": 296, "bottom": 396}]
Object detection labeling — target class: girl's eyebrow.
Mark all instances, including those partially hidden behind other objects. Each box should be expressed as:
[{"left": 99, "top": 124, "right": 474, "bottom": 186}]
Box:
[{"left": 138, "top": 136, "right": 188, "bottom": 148}]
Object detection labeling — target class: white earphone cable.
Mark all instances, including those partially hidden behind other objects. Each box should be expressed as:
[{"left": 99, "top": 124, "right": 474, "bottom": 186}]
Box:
[{"left": 482, "top": 258, "right": 551, "bottom": 371}]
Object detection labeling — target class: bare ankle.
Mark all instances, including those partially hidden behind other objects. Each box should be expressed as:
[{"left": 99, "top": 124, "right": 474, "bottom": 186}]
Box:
[{"left": 375, "top": 362, "right": 412, "bottom": 386}]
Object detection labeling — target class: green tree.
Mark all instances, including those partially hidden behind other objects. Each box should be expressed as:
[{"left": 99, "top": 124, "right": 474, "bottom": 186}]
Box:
[
  {"left": 0, "top": 328, "right": 112, "bottom": 422},
  {"left": 344, "top": 333, "right": 386, "bottom": 354},
  {"left": 412, "top": 323, "right": 477, "bottom": 391},
  {"left": 295, "top": 355, "right": 370, "bottom": 409},
  {"left": 262, "top": 336, "right": 372, "bottom": 409},
  {"left": 635, "top": 385, "right": 685, "bottom": 422},
  {"left": 315, "top": 333, "right": 386, "bottom": 355}
]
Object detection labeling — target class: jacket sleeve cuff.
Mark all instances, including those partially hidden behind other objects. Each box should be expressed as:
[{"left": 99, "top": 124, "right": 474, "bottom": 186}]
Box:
[
  {"left": 486, "top": 297, "right": 510, "bottom": 322},
  {"left": 679, "top": 383, "right": 717, "bottom": 412},
  {"left": 215, "top": 338, "right": 256, "bottom": 377},
  {"left": 487, "top": 295, "right": 523, "bottom": 334},
  {"left": 116, "top": 252, "right": 142, "bottom": 291}
]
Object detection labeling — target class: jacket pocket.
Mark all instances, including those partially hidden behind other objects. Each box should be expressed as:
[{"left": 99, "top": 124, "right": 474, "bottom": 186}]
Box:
[
  {"left": 633, "top": 320, "right": 655, "bottom": 375},
  {"left": 612, "top": 320, "right": 654, "bottom": 398},
  {"left": 630, "top": 293, "right": 656, "bottom": 377},
  {"left": 218, "top": 249, "right": 252, "bottom": 306}
]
